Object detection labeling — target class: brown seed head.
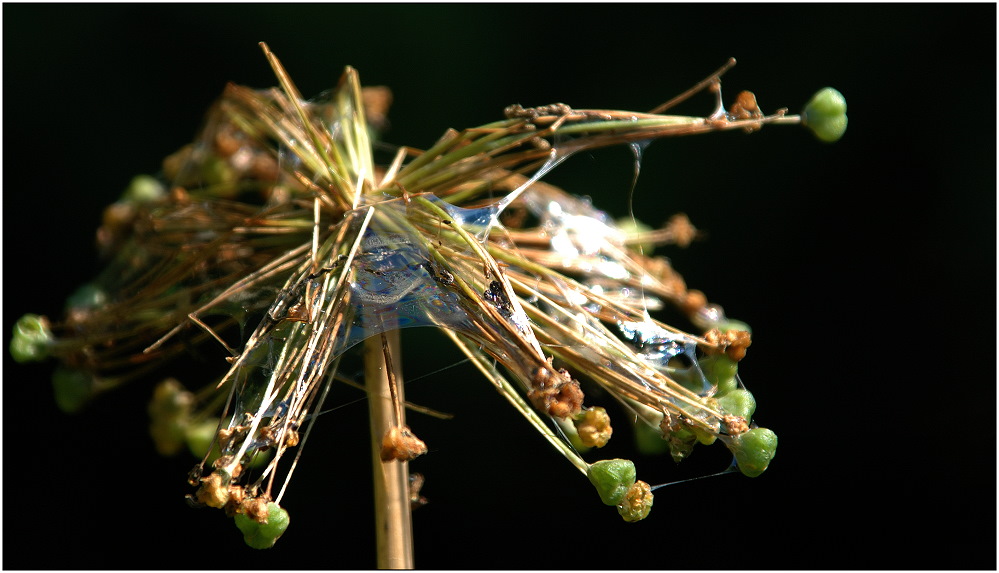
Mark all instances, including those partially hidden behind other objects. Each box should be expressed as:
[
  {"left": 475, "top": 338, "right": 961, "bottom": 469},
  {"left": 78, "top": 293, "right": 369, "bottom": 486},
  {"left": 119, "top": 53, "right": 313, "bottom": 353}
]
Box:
[
  {"left": 380, "top": 426, "right": 428, "bottom": 462},
  {"left": 725, "top": 330, "right": 752, "bottom": 362},
  {"left": 195, "top": 472, "right": 230, "bottom": 509},
  {"left": 529, "top": 366, "right": 584, "bottom": 419},
  {"left": 701, "top": 328, "right": 724, "bottom": 354},
  {"left": 217, "top": 428, "right": 235, "bottom": 449},
  {"left": 723, "top": 415, "right": 750, "bottom": 435},
  {"left": 574, "top": 407, "right": 613, "bottom": 448},
  {"left": 664, "top": 213, "right": 698, "bottom": 248},
  {"left": 617, "top": 480, "right": 654, "bottom": 522},
  {"left": 241, "top": 496, "right": 271, "bottom": 524},
  {"left": 730, "top": 90, "right": 763, "bottom": 121},
  {"left": 683, "top": 289, "right": 708, "bottom": 315}
]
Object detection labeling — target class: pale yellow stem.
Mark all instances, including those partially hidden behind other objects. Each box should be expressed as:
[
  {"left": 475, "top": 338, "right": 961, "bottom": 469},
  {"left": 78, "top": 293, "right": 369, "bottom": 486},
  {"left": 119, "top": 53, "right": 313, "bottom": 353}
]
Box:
[{"left": 365, "top": 330, "right": 414, "bottom": 569}]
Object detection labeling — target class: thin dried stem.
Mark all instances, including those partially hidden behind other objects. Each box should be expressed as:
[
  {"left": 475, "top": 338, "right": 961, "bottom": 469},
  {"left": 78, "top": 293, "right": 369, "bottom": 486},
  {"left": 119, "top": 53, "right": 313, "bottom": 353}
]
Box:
[{"left": 365, "top": 330, "right": 414, "bottom": 569}]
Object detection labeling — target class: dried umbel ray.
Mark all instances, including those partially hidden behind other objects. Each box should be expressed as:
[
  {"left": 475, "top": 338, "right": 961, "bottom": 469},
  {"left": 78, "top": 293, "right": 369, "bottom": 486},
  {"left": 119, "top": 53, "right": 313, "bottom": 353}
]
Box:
[{"left": 11, "top": 44, "right": 846, "bottom": 547}]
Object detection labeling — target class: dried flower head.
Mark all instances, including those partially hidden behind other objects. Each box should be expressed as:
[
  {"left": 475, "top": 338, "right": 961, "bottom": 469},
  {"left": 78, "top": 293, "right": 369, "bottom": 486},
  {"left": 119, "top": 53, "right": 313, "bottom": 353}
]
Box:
[{"left": 11, "top": 43, "right": 846, "bottom": 549}]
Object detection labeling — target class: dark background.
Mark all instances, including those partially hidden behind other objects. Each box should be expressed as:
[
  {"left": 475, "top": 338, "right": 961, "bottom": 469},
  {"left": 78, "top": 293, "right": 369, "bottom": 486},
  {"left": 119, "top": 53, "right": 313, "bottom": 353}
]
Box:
[{"left": 4, "top": 3, "right": 995, "bottom": 570}]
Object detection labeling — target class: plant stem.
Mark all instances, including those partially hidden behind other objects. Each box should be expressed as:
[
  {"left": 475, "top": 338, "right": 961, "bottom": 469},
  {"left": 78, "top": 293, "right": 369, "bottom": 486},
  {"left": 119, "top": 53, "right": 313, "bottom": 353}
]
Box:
[{"left": 365, "top": 329, "right": 415, "bottom": 569}]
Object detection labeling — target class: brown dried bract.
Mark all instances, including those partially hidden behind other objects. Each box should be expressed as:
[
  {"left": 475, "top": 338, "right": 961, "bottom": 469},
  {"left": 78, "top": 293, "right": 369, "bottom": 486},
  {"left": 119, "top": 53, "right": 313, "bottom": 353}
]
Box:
[
  {"left": 380, "top": 426, "right": 428, "bottom": 462},
  {"left": 214, "top": 127, "right": 243, "bottom": 158},
  {"left": 724, "top": 330, "right": 752, "bottom": 361},
  {"left": 528, "top": 366, "right": 584, "bottom": 419},
  {"left": 409, "top": 473, "right": 428, "bottom": 510},
  {"left": 222, "top": 484, "right": 247, "bottom": 517},
  {"left": 240, "top": 495, "right": 271, "bottom": 524},
  {"left": 257, "top": 425, "right": 299, "bottom": 450},
  {"left": 730, "top": 91, "right": 763, "bottom": 120},
  {"left": 504, "top": 102, "right": 573, "bottom": 121},
  {"left": 701, "top": 328, "right": 752, "bottom": 361},
  {"left": 362, "top": 86, "right": 393, "bottom": 132},
  {"left": 682, "top": 289, "right": 708, "bottom": 316},
  {"left": 663, "top": 213, "right": 698, "bottom": 248},
  {"left": 723, "top": 415, "right": 750, "bottom": 435},
  {"left": 195, "top": 471, "right": 230, "bottom": 509}
]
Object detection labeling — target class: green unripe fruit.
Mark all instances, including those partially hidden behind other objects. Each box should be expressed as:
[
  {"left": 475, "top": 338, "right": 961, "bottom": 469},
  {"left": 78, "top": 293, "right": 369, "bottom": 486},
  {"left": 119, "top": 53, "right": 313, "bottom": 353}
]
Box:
[
  {"left": 718, "top": 388, "right": 757, "bottom": 421},
  {"left": 52, "top": 367, "right": 92, "bottom": 413},
  {"left": 717, "top": 319, "right": 751, "bottom": 334},
  {"left": 202, "top": 155, "right": 237, "bottom": 189},
  {"left": 10, "top": 314, "right": 53, "bottom": 363},
  {"left": 700, "top": 354, "right": 738, "bottom": 397},
  {"left": 803, "top": 87, "right": 848, "bottom": 143},
  {"left": 185, "top": 419, "right": 221, "bottom": 460},
  {"left": 726, "top": 427, "right": 778, "bottom": 478},
  {"left": 234, "top": 502, "right": 290, "bottom": 549},
  {"left": 616, "top": 217, "right": 655, "bottom": 254},
  {"left": 690, "top": 424, "right": 717, "bottom": 446},
  {"left": 587, "top": 459, "right": 637, "bottom": 506},
  {"left": 633, "top": 421, "right": 669, "bottom": 456},
  {"left": 122, "top": 174, "right": 166, "bottom": 203},
  {"left": 65, "top": 283, "right": 107, "bottom": 313}
]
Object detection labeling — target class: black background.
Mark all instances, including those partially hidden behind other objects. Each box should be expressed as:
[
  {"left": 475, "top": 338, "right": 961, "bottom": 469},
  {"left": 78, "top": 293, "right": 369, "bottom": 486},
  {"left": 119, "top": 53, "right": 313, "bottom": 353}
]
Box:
[{"left": 4, "top": 4, "right": 995, "bottom": 570}]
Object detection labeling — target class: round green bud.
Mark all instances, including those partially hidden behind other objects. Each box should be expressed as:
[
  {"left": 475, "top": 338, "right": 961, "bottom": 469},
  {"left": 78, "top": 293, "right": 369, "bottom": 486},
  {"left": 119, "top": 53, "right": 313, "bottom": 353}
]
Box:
[
  {"left": 632, "top": 420, "right": 669, "bottom": 456},
  {"left": 805, "top": 87, "right": 847, "bottom": 116},
  {"left": 803, "top": 87, "right": 848, "bottom": 143},
  {"left": 727, "top": 427, "right": 777, "bottom": 478},
  {"left": 699, "top": 354, "right": 738, "bottom": 397},
  {"left": 122, "top": 175, "right": 166, "bottom": 203},
  {"left": 616, "top": 217, "right": 655, "bottom": 254},
  {"left": 234, "top": 502, "right": 290, "bottom": 549},
  {"left": 717, "top": 319, "right": 751, "bottom": 334},
  {"left": 717, "top": 388, "right": 757, "bottom": 421},
  {"left": 65, "top": 283, "right": 108, "bottom": 313},
  {"left": 185, "top": 418, "right": 221, "bottom": 460},
  {"left": 10, "top": 314, "right": 53, "bottom": 363},
  {"left": 587, "top": 459, "right": 637, "bottom": 506},
  {"left": 52, "top": 367, "right": 92, "bottom": 413},
  {"left": 690, "top": 424, "right": 717, "bottom": 446}
]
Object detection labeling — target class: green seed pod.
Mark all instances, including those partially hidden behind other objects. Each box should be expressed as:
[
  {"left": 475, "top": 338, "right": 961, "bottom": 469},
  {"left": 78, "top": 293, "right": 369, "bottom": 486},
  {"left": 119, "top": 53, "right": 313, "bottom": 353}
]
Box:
[
  {"left": 717, "top": 388, "right": 757, "bottom": 421},
  {"left": 10, "top": 314, "right": 53, "bottom": 363},
  {"left": 617, "top": 481, "right": 654, "bottom": 522},
  {"left": 185, "top": 418, "right": 221, "bottom": 461},
  {"left": 202, "top": 155, "right": 237, "bottom": 189},
  {"left": 632, "top": 420, "right": 669, "bottom": 456},
  {"left": 725, "top": 427, "right": 778, "bottom": 478},
  {"left": 148, "top": 379, "right": 193, "bottom": 456},
  {"left": 234, "top": 502, "right": 290, "bottom": 549},
  {"left": 122, "top": 174, "right": 166, "bottom": 203},
  {"left": 690, "top": 424, "right": 717, "bottom": 446},
  {"left": 717, "top": 319, "right": 752, "bottom": 334},
  {"left": 699, "top": 354, "right": 738, "bottom": 398},
  {"left": 65, "top": 283, "right": 107, "bottom": 313},
  {"left": 616, "top": 217, "right": 655, "bottom": 254},
  {"left": 666, "top": 427, "right": 697, "bottom": 462},
  {"left": 803, "top": 87, "right": 848, "bottom": 143},
  {"left": 52, "top": 367, "right": 93, "bottom": 413},
  {"left": 587, "top": 459, "right": 637, "bottom": 506}
]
